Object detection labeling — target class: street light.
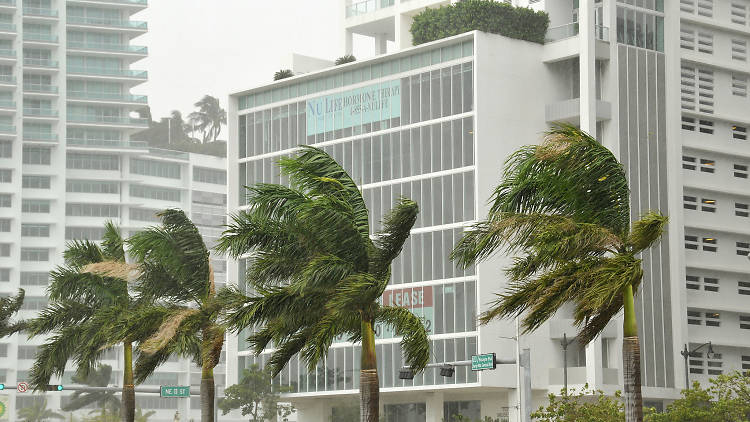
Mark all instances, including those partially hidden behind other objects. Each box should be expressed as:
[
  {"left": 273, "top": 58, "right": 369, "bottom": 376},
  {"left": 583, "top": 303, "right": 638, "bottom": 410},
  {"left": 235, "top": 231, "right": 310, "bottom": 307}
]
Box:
[{"left": 680, "top": 342, "right": 714, "bottom": 388}]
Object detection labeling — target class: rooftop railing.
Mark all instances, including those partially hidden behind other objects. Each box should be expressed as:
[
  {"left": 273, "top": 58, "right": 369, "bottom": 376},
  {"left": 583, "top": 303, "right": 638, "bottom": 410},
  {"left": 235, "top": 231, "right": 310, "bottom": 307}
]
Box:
[
  {"left": 346, "top": 0, "right": 395, "bottom": 17},
  {"left": 66, "top": 66, "right": 147, "bottom": 78},
  {"left": 67, "top": 16, "right": 147, "bottom": 30},
  {"left": 67, "top": 42, "right": 147, "bottom": 54}
]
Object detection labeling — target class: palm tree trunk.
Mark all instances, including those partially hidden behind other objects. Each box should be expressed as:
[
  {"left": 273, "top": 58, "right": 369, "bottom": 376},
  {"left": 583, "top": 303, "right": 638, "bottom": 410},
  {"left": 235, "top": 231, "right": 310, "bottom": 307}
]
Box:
[
  {"left": 200, "top": 364, "right": 215, "bottom": 422},
  {"left": 623, "top": 284, "right": 643, "bottom": 422},
  {"left": 359, "top": 319, "right": 378, "bottom": 422},
  {"left": 122, "top": 341, "right": 135, "bottom": 422}
]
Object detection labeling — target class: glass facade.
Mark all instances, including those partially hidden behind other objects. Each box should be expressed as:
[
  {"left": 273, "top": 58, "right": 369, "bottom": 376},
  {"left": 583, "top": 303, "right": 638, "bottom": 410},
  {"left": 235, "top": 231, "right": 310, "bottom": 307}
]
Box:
[{"left": 236, "top": 51, "right": 477, "bottom": 394}]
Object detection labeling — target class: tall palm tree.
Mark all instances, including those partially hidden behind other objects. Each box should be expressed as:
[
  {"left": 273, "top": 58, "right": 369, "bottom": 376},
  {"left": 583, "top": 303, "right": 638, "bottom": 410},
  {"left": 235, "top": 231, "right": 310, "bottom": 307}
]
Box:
[
  {"left": 451, "top": 124, "right": 667, "bottom": 422},
  {"left": 25, "top": 222, "right": 140, "bottom": 422},
  {"left": 17, "top": 397, "right": 64, "bottom": 422},
  {"left": 0, "top": 289, "right": 25, "bottom": 337},
  {"left": 216, "top": 146, "right": 430, "bottom": 422},
  {"left": 112, "top": 209, "right": 224, "bottom": 422},
  {"left": 63, "top": 364, "right": 121, "bottom": 420},
  {"left": 188, "top": 95, "right": 227, "bottom": 143}
]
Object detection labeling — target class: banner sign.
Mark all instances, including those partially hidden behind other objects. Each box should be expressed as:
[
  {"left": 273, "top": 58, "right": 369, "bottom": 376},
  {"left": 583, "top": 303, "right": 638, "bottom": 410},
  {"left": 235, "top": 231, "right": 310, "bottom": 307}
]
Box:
[
  {"left": 375, "top": 286, "right": 434, "bottom": 339},
  {"left": 306, "top": 79, "right": 401, "bottom": 136}
]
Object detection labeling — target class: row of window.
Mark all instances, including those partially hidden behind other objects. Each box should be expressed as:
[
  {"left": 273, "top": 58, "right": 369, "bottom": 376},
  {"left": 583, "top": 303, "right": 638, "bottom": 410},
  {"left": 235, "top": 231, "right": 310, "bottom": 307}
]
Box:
[
  {"left": 67, "top": 152, "right": 119, "bottom": 170},
  {"left": 683, "top": 155, "right": 750, "bottom": 179},
  {"left": 688, "top": 310, "right": 750, "bottom": 331},
  {"left": 130, "top": 184, "right": 181, "bottom": 202},
  {"left": 65, "top": 226, "right": 105, "bottom": 241},
  {"left": 680, "top": 27, "right": 749, "bottom": 62},
  {"left": 616, "top": 6, "right": 666, "bottom": 52},
  {"left": 193, "top": 167, "right": 226, "bottom": 185},
  {"left": 686, "top": 275, "right": 750, "bottom": 295},
  {"left": 67, "top": 179, "right": 119, "bottom": 194},
  {"left": 685, "top": 235, "right": 750, "bottom": 255},
  {"left": 0, "top": 271, "right": 48, "bottom": 285},
  {"left": 683, "top": 195, "right": 749, "bottom": 216},
  {"left": 130, "top": 158, "right": 181, "bottom": 179},
  {"left": 66, "top": 203, "right": 119, "bottom": 217},
  {"left": 682, "top": 117, "right": 748, "bottom": 138}
]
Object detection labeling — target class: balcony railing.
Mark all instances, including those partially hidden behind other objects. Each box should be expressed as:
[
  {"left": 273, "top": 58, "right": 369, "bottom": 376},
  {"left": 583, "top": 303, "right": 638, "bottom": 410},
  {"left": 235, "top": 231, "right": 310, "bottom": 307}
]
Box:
[
  {"left": 595, "top": 25, "right": 609, "bottom": 42},
  {"left": 0, "top": 0, "right": 15, "bottom": 7},
  {"left": 22, "top": 7, "right": 58, "bottom": 18},
  {"left": 67, "top": 138, "right": 148, "bottom": 149},
  {"left": 66, "top": 66, "right": 147, "bottom": 79},
  {"left": 24, "top": 132, "right": 56, "bottom": 142},
  {"left": 346, "top": 0, "right": 394, "bottom": 17},
  {"left": 0, "top": 49, "right": 15, "bottom": 58},
  {"left": 23, "top": 58, "right": 58, "bottom": 68},
  {"left": 0, "top": 124, "right": 15, "bottom": 134},
  {"left": 23, "top": 33, "right": 58, "bottom": 43},
  {"left": 23, "top": 108, "right": 58, "bottom": 117},
  {"left": 149, "top": 148, "right": 189, "bottom": 160},
  {"left": 71, "top": 0, "right": 147, "bottom": 5},
  {"left": 67, "top": 114, "right": 148, "bottom": 126},
  {"left": 0, "top": 75, "right": 15, "bottom": 84},
  {"left": 67, "top": 91, "right": 148, "bottom": 103},
  {"left": 23, "top": 84, "right": 58, "bottom": 94},
  {"left": 545, "top": 22, "right": 610, "bottom": 43},
  {"left": 67, "top": 41, "right": 147, "bottom": 54},
  {"left": 0, "top": 23, "right": 15, "bottom": 32},
  {"left": 67, "top": 16, "right": 147, "bottom": 30},
  {"left": 0, "top": 100, "right": 14, "bottom": 108}
]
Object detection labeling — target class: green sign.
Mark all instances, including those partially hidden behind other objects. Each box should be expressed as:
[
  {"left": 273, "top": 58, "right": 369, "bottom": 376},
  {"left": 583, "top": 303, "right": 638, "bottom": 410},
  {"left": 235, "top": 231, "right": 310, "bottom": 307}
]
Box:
[
  {"left": 306, "top": 79, "right": 401, "bottom": 136},
  {"left": 160, "top": 386, "right": 190, "bottom": 398},
  {"left": 471, "top": 353, "right": 497, "bottom": 371}
]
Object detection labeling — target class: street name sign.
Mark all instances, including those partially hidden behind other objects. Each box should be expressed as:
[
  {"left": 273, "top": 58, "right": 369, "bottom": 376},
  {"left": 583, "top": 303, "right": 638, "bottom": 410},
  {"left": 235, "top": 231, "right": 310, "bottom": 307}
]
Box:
[
  {"left": 471, "top": 353, "right": 497, "bottom": 371},
  {"left": 160, "top": 386, "right": 190, "bottom": 398}
]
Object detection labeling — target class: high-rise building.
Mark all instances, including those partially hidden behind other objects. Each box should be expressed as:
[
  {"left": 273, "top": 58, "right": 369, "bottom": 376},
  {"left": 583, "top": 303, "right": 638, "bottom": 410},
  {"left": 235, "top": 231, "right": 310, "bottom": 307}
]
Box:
[
  {"left": 225, "top": 0, "right": 749, "bottom": 420},
  {"left": 0, "top": 1, "right": 230, "bottom": 419}
]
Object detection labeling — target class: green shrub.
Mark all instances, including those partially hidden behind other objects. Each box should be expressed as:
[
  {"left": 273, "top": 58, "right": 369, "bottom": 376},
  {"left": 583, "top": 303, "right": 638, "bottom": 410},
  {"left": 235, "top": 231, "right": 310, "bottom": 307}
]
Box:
[
  {"left": 274, "top": 69, "right": 294, "bottom": 81},
  {"left": 410, "top": 0, "right": 549, "bottom": 46},
  {"left": 335, "top": 54, "right": 357, "bottom": 65}
]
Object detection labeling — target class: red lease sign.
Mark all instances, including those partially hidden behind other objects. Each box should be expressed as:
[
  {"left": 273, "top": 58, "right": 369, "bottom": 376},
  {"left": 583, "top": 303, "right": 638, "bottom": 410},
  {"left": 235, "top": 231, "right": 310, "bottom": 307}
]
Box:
[{"left": 382, "top": 286, "right": 433, "bottom": 309}]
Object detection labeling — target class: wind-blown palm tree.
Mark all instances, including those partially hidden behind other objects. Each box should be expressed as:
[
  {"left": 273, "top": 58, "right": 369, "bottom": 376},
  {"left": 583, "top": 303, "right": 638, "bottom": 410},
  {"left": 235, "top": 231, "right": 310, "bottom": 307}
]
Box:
[
  {"left": 451, "top": 124, "right": 667, "bottom": 422},
  {"left": 0, "top": 289, "right": 25, "bottom": 337},
  {"left": 25, "top": 223, "right": 140, "bottom": 422},
  {"left": 63, "top": 364, "right": 121, "bottom": 420},
  {"left": 217, "top": 146, "right": 430, "bottom": 422},
  {"left": 17, "top": 397, "right": 64, "bottom": 422},
  {"left": 188, "top": 95, "right": 227, "bottom": 143}
]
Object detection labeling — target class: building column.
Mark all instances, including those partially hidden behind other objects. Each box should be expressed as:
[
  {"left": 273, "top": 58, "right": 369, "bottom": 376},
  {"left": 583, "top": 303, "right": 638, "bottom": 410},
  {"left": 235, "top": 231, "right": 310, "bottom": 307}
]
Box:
[
  {"left": 395, "top": 13, "right": 413, "bottom": 50},
  {"left": 579, "top": 0, "right": 597, "bottom": 136},
  {"left": 425, "top": 391, "right": 445, "bottom": 422},
  {"left": 506, "top": 389, "right": 521, "bottom": 422},
  {"left": 586, "top": 338, "right": 604, "bottom": 389},
  {"left": 344, "top": 28, "right": 354, "bottom": 55},
  {"left": 375, "top": 33, "right": 388, "bottom": 55}
]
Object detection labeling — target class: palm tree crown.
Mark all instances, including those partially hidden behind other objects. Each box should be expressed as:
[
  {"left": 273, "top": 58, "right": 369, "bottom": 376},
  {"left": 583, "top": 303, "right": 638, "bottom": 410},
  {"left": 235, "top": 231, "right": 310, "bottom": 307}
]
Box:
[{"left": 188, "top": 95, "right": 227, "bottom": 143}]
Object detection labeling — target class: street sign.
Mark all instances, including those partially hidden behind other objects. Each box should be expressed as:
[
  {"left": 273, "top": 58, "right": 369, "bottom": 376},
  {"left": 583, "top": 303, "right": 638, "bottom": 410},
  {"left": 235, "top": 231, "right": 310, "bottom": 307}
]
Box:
[
  {"left": 160, "top": 386, "right": 189, "bottom": 398},
  {"left": 471, "top": 353, "right": 497, "bottom": 371},
  {"left": 16, "top": 383, "right": 28, "bottom": 393}
]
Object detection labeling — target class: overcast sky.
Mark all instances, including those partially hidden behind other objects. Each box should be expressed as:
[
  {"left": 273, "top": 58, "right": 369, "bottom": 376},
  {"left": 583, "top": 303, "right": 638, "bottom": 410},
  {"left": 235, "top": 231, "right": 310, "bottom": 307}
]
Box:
[{"left": 132, "top": 0, "right": 377, "bottom": 121}]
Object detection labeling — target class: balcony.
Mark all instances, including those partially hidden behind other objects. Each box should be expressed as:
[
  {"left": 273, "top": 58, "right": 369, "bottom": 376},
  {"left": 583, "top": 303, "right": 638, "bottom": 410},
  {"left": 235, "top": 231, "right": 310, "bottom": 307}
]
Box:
[
  {"left": 23, "top": 58, "right": 58, "bottom": 68},
  {"left": 23, "top": 33, "right": 59, "bottom": 43},
  {"left": 0, "top": 100, "right": 14, "bottom": 109},
  {"left": 67, "top": 114, "right": 148, "bottom": 126},
  {"left": 0, "top": 75, "right": 15, "bottom": 85},
  {"left": 22, "top": 7, "right": 58, "bottom": 18},
  {"left": 23, "top": 108, "right": 58, "bottom": 118},
  {"left": 67, "top": 91, "right": 147, "bottom": 104},
  {"left": 0, "top": 0, "right": 15, "bottom": 8},
  {"left": 67, "top": 0, "right": 147, "bottom": 6},
  {"left": 0, "top": 49, "right": 15, "bottom": 59},
  {"left": 23, "top": 132, "right": 56, "bottom": 142},
  {"left": 346, "top": 0, "right": 394, "bottom": 17},
  {"left": 0, "top": 124, "right": 15, "bottom": 134},
  {"left": 67, "top": 16, "right": 147, "bottom": 31},
  {"left": 0, "top": 23, "right": 15, "bottom": 33},
  {"left": 66, "top": 66, "right": 147, "bottom": 79},
  {"left": 23, "top": 84, "right": 58, "bottom": 94},
  {"left": 67, "top": 138, "right": 148, "bottom": 149},
  {"left": 67, "top": 41, "right": 147, "bottom": 55},
  {"left": 149, "top": 148, "right": 189, "bottom": 160}
]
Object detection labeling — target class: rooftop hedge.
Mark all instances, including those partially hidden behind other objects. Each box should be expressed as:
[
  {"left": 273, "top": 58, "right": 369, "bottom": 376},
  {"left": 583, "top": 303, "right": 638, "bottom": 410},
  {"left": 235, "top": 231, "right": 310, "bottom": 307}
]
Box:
[{"left": 410, "top": 0, "right": 550, "bottom": 46}]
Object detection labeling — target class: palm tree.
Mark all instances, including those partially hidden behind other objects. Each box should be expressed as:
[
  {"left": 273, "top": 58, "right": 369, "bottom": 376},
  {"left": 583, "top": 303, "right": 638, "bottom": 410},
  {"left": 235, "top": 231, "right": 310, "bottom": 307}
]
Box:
[
  {"left": 17, "top": 397, "right": 64, "bottom": 422},
  {"left": 273, "top": 69, "right": 293, "bottom": 81},
  {"left": 114, "top": 209, "right": 224, "bottom": 422},
  {"left": 0, "top": 289, "right": 25, "bottom": 337},
  {"left": 216, "top": 146, "right": 430, "bottom": 422},
  {"left": 335, "top": 54, "right": 356, "bottom": 65},
  {"left": 451, "top": 124, "right": 667, "bottom": 422},
  {"left": 25, "top": 222, "right": 140, "bottom": 422},
  {"left": 188, "top": 95, "right": 227, "bottom": 143},
  {"left": 63, "top": 365, "right": 121, "bottom": 420}
]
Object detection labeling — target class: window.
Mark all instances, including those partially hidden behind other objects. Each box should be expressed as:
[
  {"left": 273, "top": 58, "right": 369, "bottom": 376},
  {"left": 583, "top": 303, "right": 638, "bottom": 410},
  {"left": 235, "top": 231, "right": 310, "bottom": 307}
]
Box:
[
  {"left": 22, "top": 175, "right": 50, "bottom": 189},
  {"left": 697, "top": 32, "right": 713, "bottom": 54},
  {"left": 682, "top": 116, "right": 696, "bottom": 131},
  {"left": 65, "top": 226, "right": 105, "bottom": 240},
  {"left": 680, "top": 66, "right": 714, "bottom": 113},
  {"left": 0, "top": 169, "right": 10, "bottom": 183},
  {"left": 65, "top": 203, "right": 119, "bottom": 217},
  {"left": 0, "top": 219, "right": 8, "bottom": 232},
  {"left": 733, "top": 125, "right": 747, "bottom": 141},
  {"left": 20, "top": 248, "right": 48, "bottom": 261},
  {"left": 21, "top": 296, "right": 48, "bottom": 310},
  {"left": 129, "top": 185, "right": 181, "bottom": 202},
  {"left": 737, "top": 241, "right": 750, "bottom": 256},
  {"left": 21, "top": 224, "right": 50, "bottom": 237},
  {"left": 129, "top": 207, "right": 160, "bottom": 222},
  {"left": 737, "top": 202, "right": 749, "bottom": 217},
  {"left": 741, "top": 315, "right": 750, "bottom": 329},
  {"left": 735, "top": 164, "right": 749, "bottom": 179},
  {"left": 688, "top": 310, "right": 721, "bottom": 327},
  {"left": 687, "top": 310, "right": 702, "bottom": 325},
  {"left": 17, "top": 345, "right": 38, "bottom": 360},
  {"left": 732, "top": 2, "right": 749, "bottom": 25},
  {"left": 706, "top": 312, "right": 720, "bottom": 326},
  {"left": 740, "top": 281, "right": 750, "bottom": 295},
  {"left": 684, "top": 195, "right": 697, "bottom": 210},
  {"left": 700, "top": 158, "right": 715, "bottom": 173},
  {"left": 22, "top": 199, "right": 50, "bottom": 213},
  {"left": 0, "top": 244, "right": 9, "bottom": 257},
  {"left": 193, "top": 167, "right": 226, "bottom": 185},
  {"left": 66, "top": 179, "right": 119, "bottom": 194},
  {"left": 22, "top": 146, "right": 51, "bottom": 165},
  {"left": 734, "top": 74, "right": 749, "bottom": 97},
  {"left": 702, "top": 236, "right": 718, "bottom": 252},
  {"left": 686, "top": 275, "right": 719, "bottom": 292},
  {"left": 698, "top": 119, "right": 714, "bottom": 134},
  {"left": 743, "top": 355, "right": 750, "bottom": 376},
  {"left": 0, "top": 194, "right": 9, "bottom": 208},
  {"left": 683, "top": 155, "right": 697, "bottom": 170},
  {"left": 700, "top": 198, "right": 716, "bottom": 212},
  {"left": 732, "top": 39, "right": 748, "bottom": 62},
  {"left": 130, "top": 158, "right": 180, "bottom": 179},
  {"left": 0, "top": 140, "right": 10, "bottom": 158},
  {"left": 0, "top": 268, "right": 8, "bottom": 282},
  {"left": 685, "top": 235, "right": 699, "bottom": 250},
  {"left": 20, "top": 272, "right": 48, "bottom": 286},
  {"left": 689, "top": 348, "right": 723, "bottom": 375},
  {"left": 66, "top": 153, "right": 119, "bottom": 170},
  {"left": 680, "top": 28, "right": 695, "bottom": 50}
]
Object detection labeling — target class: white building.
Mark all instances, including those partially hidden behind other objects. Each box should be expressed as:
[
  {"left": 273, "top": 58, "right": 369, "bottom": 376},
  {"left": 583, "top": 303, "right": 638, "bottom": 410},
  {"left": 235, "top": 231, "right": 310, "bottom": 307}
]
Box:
[
  {"left": 0, "top": 0, "right": 231, "bottom": 419},
  {"left": 225, "top": 0, "right": 749, "bottom": 421}
]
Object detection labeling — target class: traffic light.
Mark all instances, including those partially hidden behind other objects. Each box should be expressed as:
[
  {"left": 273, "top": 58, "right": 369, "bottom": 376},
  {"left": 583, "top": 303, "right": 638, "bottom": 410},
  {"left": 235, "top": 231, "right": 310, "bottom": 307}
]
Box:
[
  {"left": 44, "top": 385, "right": 63, "bottom": 391},
  {"left": 0, "top": 383, "right": 4, "bottom": 390}
]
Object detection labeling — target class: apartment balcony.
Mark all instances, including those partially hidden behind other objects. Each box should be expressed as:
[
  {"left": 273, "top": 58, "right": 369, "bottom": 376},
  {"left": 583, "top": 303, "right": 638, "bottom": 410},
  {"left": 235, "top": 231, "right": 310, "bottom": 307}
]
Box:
[
  {"left": 149, "top": 148, "right": 189, "bottom": 161},
  {"left": 66, "top": 138, "right": 148, "bottom": 151},
  {"left": 23, "top": 132, "right": 56, "bottom": 142},
  {"left": 0, "top": 0, "right": 15, "bottom": 10},
  {"left": 22, "top": 7, "right": 59, "bottom": 20},
  {"left": 543, "top": 23, "right": 611, "bottom": 63},
  {"left": 67, "top": 114, "right": 148, "bottom": 127},
  {"left": 66, "top": 0, "right": 147, "bottom": 11},
  {"left": 67, "top": 41, "right": 148, "bottom": 57},
  {"left": 0, "top": 75, "right": 15, "bottom": 86},
  {"left": 22, "top": 84, "right": 58, "bottom": 95},
  {"left": 0, "top": 23, "right": 16, "bottom": 35},
  {"left": 0, "top": 48, "right": 16, "bottom": 63},
  {"left": 23, "top": 108, "right": 58, "bottom": 119},
  {"left": 23, "top": 58, "right": 59, "bottom": 70},
  {"left": 66, "top": 66, "right": 147, "bottom": 82},
  {"left": 66, "top": 91, "right": 148, "bottom": 105},
  {"left": 23, "top": 33, "right": 59, "bottom": 44},
  {"left": 67, "top": 16, "right": 147, "bottom": 34},
  {"left": 545, "top": 98, "right": 612, "bottom": 124},
  {"left": 0, "top": 124, "right": 15, "bottom": 134},
  {"left": 0, "top": 100, "right": 14, "bottom": 111},
  {"left": 346, "top": 0, "right": 394, "bottom": 17}
]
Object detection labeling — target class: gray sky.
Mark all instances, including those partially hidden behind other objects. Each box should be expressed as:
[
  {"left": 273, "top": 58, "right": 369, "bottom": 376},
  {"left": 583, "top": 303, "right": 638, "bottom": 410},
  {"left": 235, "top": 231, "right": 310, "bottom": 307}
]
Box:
[{"left": 132, "top": 0, "right": 375, "bottom": 121}]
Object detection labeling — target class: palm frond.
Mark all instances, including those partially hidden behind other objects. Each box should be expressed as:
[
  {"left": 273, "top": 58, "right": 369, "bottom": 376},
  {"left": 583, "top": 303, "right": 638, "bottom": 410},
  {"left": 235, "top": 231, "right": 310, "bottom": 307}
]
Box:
[
  {"left": 376, "top": 306, "right": 430, "bottom": 371},
  {"left": 29, "top": 326, "right": 84, "bottom": 390},
  {"left": 627, "top": 211, "right": 669, "bottom": 253},
  {"left": 139, "top": 308, "right": 200, "bottom": 354},
  {"left": 372, "top": 197, "right": 419, "bottom": 277},
  {"left": 62, "top": 239, "right": 104, "bottom": 268},
  {"left": 101, "top": 220, "right": 125, "bottom": 261},
  {"left": 0, "top": 289, "right": 26, "bottom": 336}
]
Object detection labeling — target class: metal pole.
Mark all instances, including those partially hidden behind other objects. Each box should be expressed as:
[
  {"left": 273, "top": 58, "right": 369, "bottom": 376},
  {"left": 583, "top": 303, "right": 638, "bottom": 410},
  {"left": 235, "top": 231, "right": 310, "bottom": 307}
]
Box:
[
  {"left": 516, "top": 317, "right": 522, "bottom": 422},
  {"left": 562, "top": 333, "right": 568, "bottom": 396},
  {"left": 683, "top": 344, "right": 689, "bottom": 389}
]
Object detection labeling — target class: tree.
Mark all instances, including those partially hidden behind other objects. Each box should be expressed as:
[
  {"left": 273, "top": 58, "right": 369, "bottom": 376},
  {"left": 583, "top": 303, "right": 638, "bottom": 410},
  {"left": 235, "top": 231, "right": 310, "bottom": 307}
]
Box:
[
  {"left": 335, "top": 54, "right": 356, "bottom": 65},
  {"left": 63, "top": 365, "right": 121, "bottom": 420},
  {"left": 451, "top": 124, "right": 668, "bottom": 422},
  {"left": 188, "top": 95, "right": 227, "bottom": 143},
  {"left": 17, "top": 397, "right": 64, "bottom": 422},
  {"left": 647, "top": 373, "right": 750, "bottom": 422},
  {"left": 0, "top": 289, "right": 25, "bottom": 337},
  {"left": 25, "top": 222, "right": 140, "bottom": 422},
  {"left": 218, "top": 365, "right": 293, "bottom": 422},
  {"left": 273, "top": 69, "right": 293, "bottom": 81},
  {"left": 217, "top": 146, "right": 430, "bottom": 422},
  {"left": 531, "top": 387, "right": 624, "bottom": 422}
]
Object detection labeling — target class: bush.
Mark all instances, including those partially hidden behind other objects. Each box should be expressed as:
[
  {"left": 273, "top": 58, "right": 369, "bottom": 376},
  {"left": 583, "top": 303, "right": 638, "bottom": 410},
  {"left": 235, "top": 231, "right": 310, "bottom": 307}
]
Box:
[
  {"left": 410, "top": 0, "right": 549, "bottom": 46},
  {"left": 335, "top": 54, "right": 357, "bottom": 65},
  {"left": 274, "top": 69, "right": 294, "bottom": 81}
]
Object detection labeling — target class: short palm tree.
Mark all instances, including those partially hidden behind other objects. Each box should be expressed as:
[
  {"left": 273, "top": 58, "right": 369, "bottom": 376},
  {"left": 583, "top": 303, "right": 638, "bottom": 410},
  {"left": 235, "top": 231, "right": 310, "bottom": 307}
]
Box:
[
  {"left": 451, "top": 124, "right": 667, "bottom": 422},
  {"left": 335, "top": 54, "right": 357, "bottom": 65},
  {"left": 217, "top": 146, "right": 430, "bottom": 422},
  {"left": 25, "top": 223, "right": 139, "bottom": 422},
  {"left": 17, "top": 397, "right": 64, "bottom": 422},
  {"left": 273, "top": 69, "right": 293, "bottom": 81},
  {"left": 0, "top": 289, "right": 25, "bottom": 337},
  {"left": 188, "top": 95, "right": 227, "bottom": 143},
  {"left": 63, "top": 364, "right": 121, "bottom": 420}
]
